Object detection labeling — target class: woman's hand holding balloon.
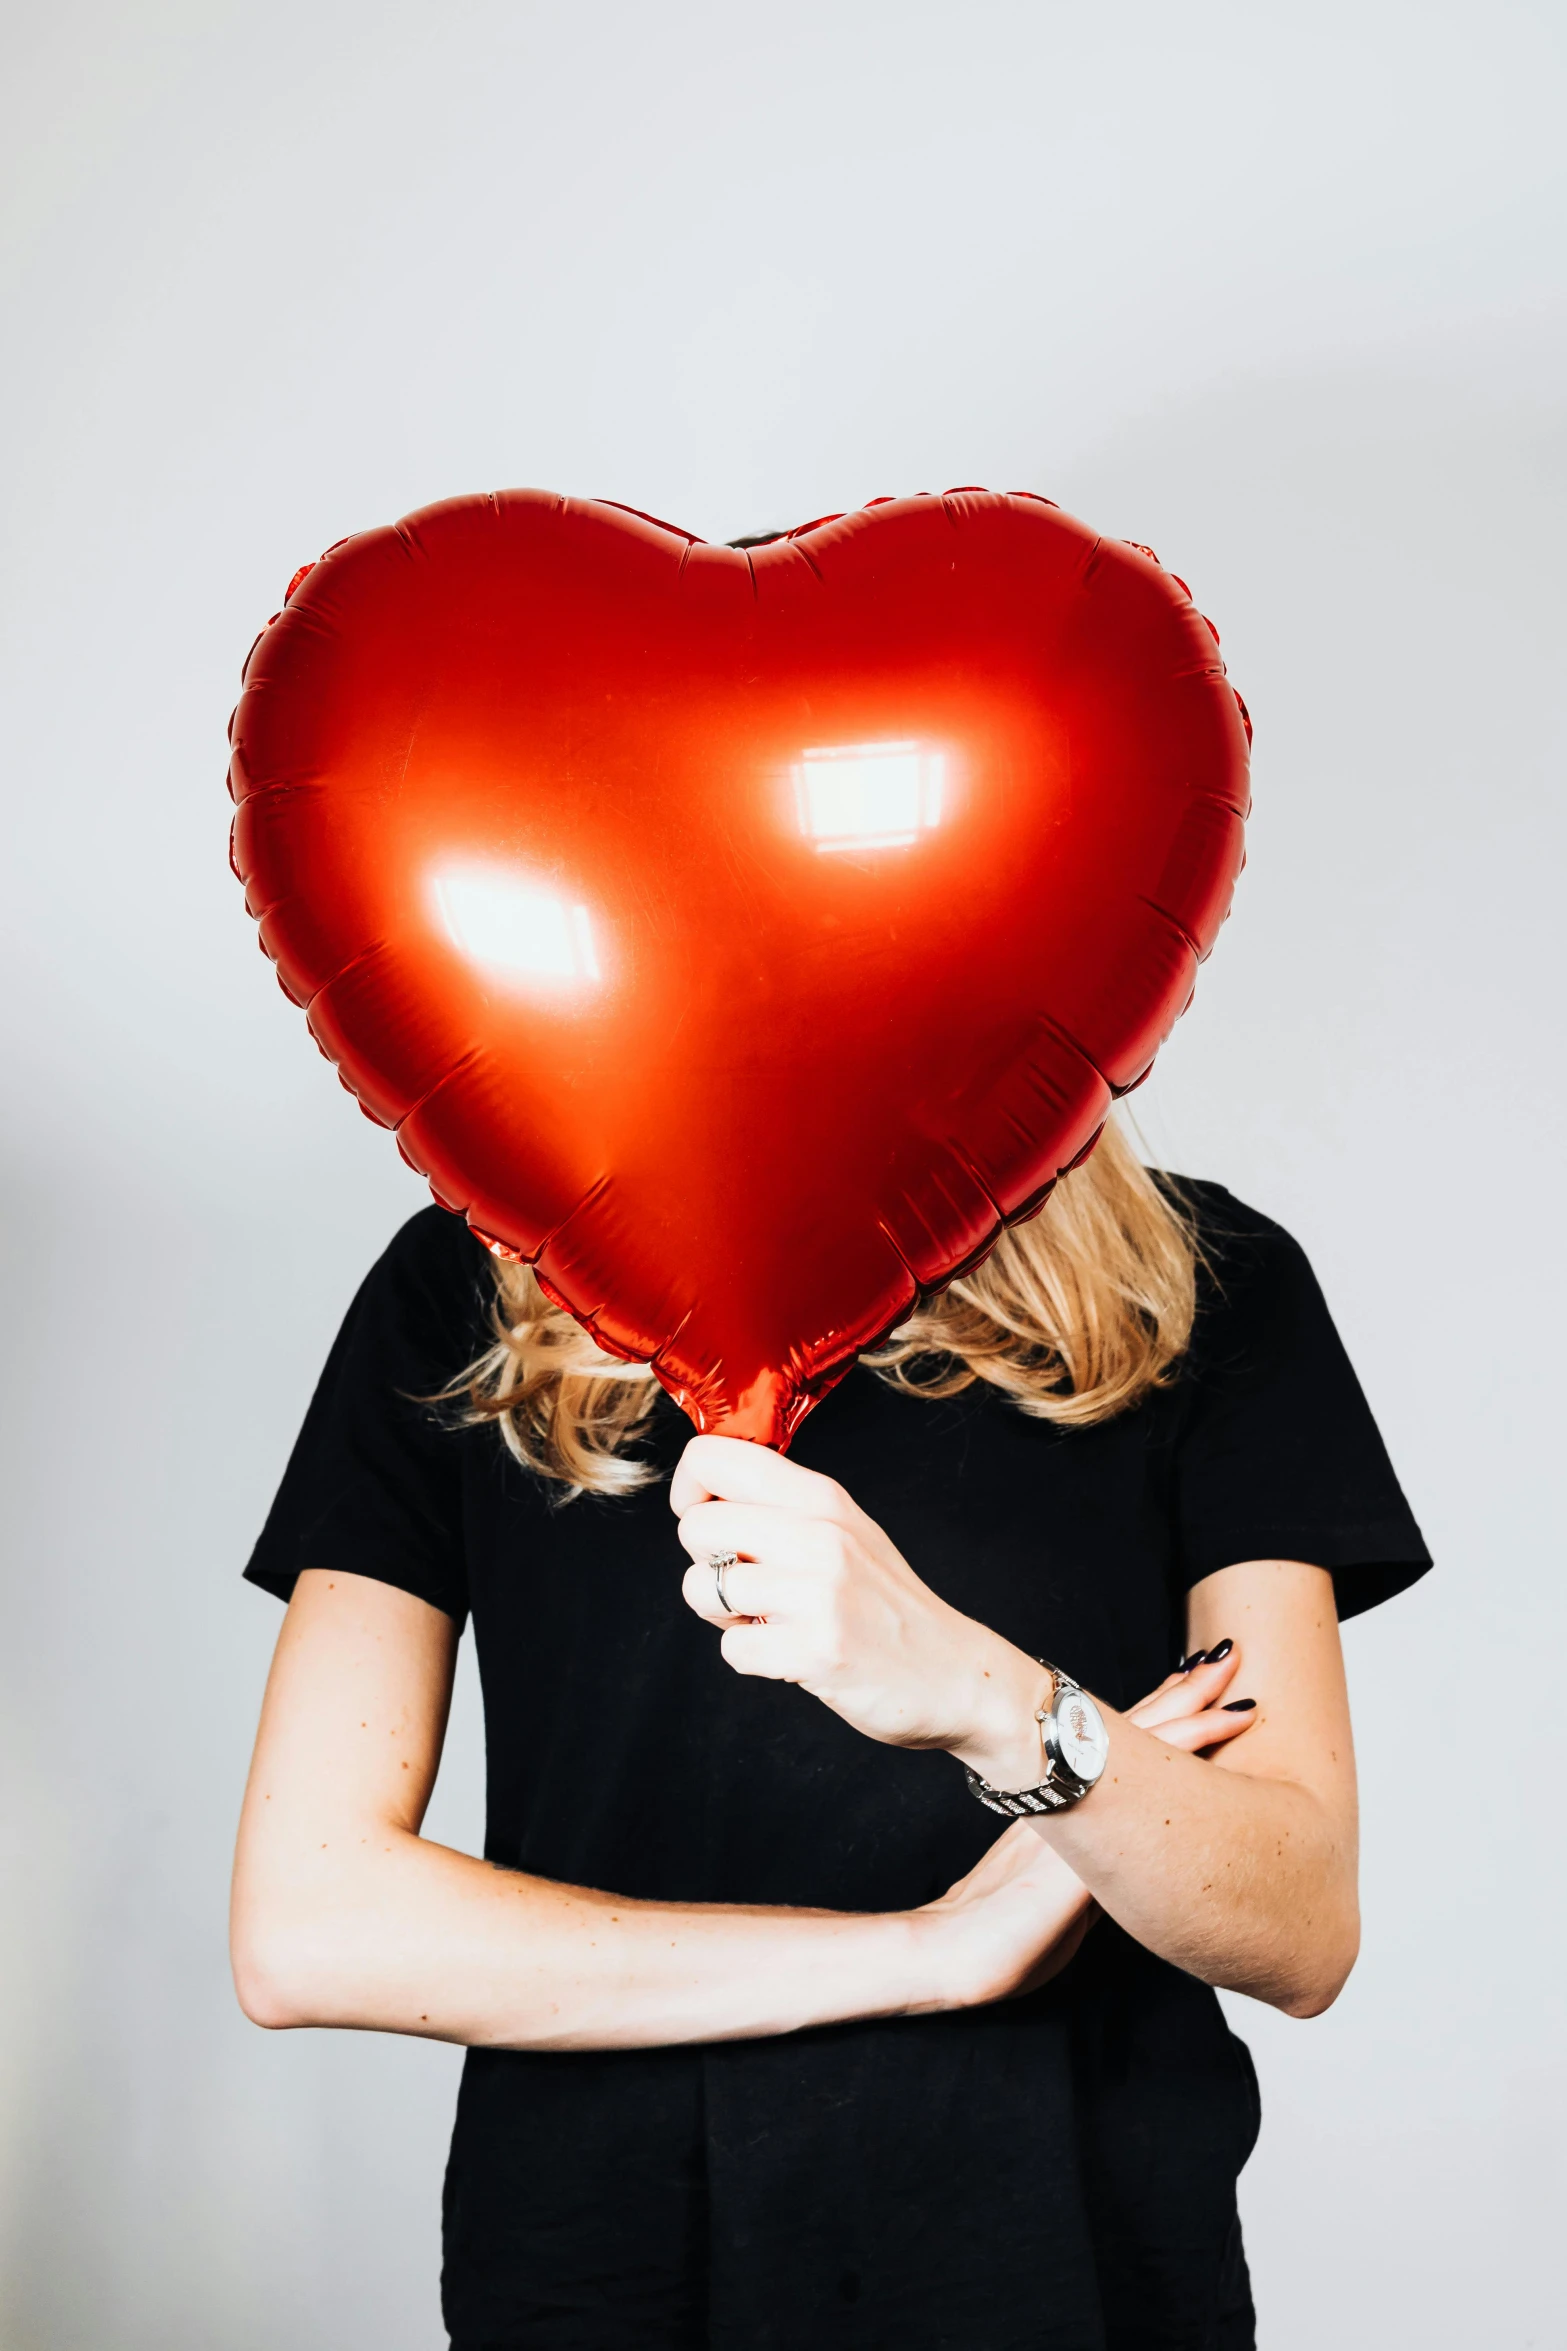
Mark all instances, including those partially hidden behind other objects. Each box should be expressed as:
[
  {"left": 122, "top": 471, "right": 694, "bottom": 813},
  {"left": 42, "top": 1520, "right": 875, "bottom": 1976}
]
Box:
[
  {"left": 674, "top": 1435, "right": 1258, "bottom": 1794},
  {"left": 675, "top": 1434, "right": 1050, "bottom": 1787}
]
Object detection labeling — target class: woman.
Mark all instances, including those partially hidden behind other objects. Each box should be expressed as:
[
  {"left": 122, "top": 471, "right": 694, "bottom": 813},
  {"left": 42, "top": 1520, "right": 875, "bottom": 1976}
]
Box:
[{"left": 232, "top": 1123, "right": 1429, "bottom": 2349}]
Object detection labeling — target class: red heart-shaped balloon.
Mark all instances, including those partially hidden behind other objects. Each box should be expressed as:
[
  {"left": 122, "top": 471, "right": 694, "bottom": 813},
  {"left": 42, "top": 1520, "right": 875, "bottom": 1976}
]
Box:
[{"left": 230, "top": 490, "right": 1248, "bottom": 1445}]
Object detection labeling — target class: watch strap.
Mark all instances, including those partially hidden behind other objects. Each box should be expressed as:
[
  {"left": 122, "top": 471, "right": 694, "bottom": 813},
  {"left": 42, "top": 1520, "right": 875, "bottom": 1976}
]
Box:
[
  {"left": 962, "top": 1764, "right": 1080, "bottom": 1818},
  {"left": 963, "top": 1662, "right": 1088, "bottom": 1817}
]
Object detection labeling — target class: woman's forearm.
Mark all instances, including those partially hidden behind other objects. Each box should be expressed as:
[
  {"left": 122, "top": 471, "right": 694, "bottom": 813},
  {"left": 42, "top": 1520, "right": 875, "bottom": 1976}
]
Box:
[
  {"left": 236, "top": 1830, "right": 933, "bottom": 2049},
  {"left": 1030, "top": 1710, "right": 1359, "bottom": 2016},
  {"left": 232, "top": 1571, "right": 1093, "bottom": 2052},
  {"left": 232, "top": 1818, "right": 1092, "bottom": 2051}
]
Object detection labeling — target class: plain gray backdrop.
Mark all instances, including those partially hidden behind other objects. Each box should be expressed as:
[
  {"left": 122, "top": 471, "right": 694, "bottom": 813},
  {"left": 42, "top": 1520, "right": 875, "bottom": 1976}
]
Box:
[{"left": 2, "top": 2, "right": 1563, "bottom": 2344}]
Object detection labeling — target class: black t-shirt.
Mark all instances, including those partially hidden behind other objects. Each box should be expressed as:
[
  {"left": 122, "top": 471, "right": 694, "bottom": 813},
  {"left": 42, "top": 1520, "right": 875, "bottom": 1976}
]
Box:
[{"left": 246, "top": 1183, "right": 1430, "bottom": 2351}]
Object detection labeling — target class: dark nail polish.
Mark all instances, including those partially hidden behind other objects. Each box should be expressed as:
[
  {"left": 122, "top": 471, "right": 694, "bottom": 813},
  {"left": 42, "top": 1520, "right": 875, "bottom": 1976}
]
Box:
[
  {"left": 1180, "top": 1650, "right": 1208, "bottom": 1672},
  {"left": 1222, "top": 1697, "right": 1256, "bottom": 1712},
  {"left": 1206, "top": 1638, "right": 1234, "bottom": 1663}
]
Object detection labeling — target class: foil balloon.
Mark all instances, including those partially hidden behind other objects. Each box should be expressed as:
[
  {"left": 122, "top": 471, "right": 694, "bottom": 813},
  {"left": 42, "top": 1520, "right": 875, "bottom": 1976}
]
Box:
[{"left": 229, "top": 490, "right": 1250, "bottom": 1446}]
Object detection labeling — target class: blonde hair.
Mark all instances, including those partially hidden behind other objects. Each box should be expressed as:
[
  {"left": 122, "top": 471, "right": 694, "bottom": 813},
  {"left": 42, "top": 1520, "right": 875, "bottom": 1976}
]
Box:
[{"left": 451, "top": 1119, "right": 1198, "bottom": 1499}]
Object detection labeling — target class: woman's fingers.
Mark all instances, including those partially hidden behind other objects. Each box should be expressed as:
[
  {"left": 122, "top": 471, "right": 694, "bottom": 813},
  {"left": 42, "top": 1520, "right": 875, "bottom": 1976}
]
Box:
[
  {"left": 718, "top": 1621, "right": 789, "bottom": 1679},
  {"left": 679, "top": 1557, "right": 734, "bottom": 1627},
  {"left": 1128, "top": 1645, "right": 1242, "bottom": 1727},
  {"left": 680, "top": 1554, "right": 769, "bottom": 1628},
  {"left": 674, "top": 1499, "right": 834, "bottom": 1634},
  {"left": 1135, "top": 1668, "right": 1188, "bottom": 1707},
  {"left": 1147, "top": 1704, "right": 1259, "bottom": 1754},
  {"left": 677, "top": 1563, "right": 810, "bottom": 1676},
  {"left": 670, "top": 1433, "right": 850, "bottom": 1520},
  {"left": 673, "top": 1497, "right": 823, "bottom": 1568},
  {"left": 1126, "top": 1643, "right": 1256, "bottom": 1756}
]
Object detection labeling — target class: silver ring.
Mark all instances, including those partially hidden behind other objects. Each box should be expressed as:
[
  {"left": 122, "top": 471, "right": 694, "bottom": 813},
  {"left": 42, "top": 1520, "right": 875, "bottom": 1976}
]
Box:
[{"left": 708, "top": 1549, "right": 738, "bottom": 1613}]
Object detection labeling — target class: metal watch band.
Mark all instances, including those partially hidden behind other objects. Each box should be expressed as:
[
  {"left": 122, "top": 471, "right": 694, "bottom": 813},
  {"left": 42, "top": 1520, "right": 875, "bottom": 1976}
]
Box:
[
  {"left": 963, "top": 1662, "right": 1089, "bottom": 1818},
  {"left": 963, "top": 1764, "right": 1079, "bottom": 1818}
]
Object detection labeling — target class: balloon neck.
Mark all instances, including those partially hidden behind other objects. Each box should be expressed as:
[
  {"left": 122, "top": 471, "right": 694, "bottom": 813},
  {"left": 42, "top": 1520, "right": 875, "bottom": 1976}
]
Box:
[{"left": 656, "top": 1361, "right": 848, "bottom": 1453}]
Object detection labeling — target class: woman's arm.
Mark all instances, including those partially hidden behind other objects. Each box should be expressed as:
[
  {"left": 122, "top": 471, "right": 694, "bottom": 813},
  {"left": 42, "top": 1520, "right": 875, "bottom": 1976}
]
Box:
[
  {"left": 1028, "top": 1560, "right": 1358, "bottom": 2016},
  {"left": 232, "top": 1569, "right": 1116, "bottom": 2050},
  {"left": 673, "top": 1438, "right": 1359, "bottom": 2020}
]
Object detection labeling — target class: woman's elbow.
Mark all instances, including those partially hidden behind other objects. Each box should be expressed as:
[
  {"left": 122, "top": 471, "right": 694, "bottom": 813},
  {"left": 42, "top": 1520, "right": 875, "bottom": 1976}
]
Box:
[
  {"left": 231, "top": 1914, "right": 326, "bottom": 2031},
  {"left": 1276, "top": 1899, "right": 1361, "bottom": 2020}
]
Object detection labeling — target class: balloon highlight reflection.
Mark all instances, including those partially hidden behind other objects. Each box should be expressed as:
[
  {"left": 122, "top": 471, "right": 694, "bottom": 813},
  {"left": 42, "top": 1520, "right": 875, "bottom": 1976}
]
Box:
[
  {"left": 794, "top": 742, "right": 946, "bottom": 854},
  {"left": 433, "top": 867, "right": 603, "bottom": 993}
]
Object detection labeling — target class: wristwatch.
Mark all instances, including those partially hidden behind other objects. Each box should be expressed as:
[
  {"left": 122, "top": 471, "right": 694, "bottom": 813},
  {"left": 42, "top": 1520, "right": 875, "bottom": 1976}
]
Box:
[{"left": 963, "top": 1661, "right": 1110, "bottom": 1818}]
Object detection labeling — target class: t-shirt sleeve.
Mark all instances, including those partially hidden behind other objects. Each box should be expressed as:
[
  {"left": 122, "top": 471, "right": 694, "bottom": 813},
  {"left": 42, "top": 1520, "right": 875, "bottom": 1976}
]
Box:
[
  {"left": 1172, "top": 1191, "right": 1432, "bottom": 1620},
  {"left": 243, "top": 1209, "right": 486, "bottom": 1627}
]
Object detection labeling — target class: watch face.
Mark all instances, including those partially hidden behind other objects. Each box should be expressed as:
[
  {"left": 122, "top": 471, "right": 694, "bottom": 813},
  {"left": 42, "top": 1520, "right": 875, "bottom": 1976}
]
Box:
[{"left": 1055, "top": 1688, "right": 1109, "bottom": 1785}]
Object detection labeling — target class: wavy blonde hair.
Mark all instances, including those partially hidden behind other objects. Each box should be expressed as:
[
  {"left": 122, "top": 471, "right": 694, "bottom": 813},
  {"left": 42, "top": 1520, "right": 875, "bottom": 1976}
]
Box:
[{"left": 451, "top": 1119, "right": 1198, "bottom": 1499}]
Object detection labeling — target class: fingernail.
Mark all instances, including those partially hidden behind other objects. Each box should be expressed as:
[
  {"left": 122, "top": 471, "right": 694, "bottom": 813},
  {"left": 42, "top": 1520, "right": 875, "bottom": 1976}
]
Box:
[
  {"left": 1206, "top": 1638, "right": 1234, "bottom": 1663},
  {"left": 1179, "top": 1649, "right": 1208, "bottom": 1672},
  {"left": 1222, "top": 1697, "right": 1255, "bottom": 1712}
]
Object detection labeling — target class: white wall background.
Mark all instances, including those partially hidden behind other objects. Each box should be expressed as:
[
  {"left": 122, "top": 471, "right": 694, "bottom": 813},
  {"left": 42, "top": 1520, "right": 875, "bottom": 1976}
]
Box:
[{"left": 1, "top": 2, "right": 1562, "bottom": 2344}]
